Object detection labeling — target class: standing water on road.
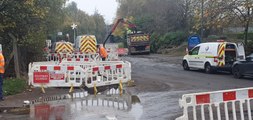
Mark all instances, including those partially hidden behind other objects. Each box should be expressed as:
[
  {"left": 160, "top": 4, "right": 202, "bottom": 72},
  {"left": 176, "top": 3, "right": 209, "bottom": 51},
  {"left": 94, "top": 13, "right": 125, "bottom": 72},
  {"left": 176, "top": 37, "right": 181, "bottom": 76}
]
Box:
[{"left": 0, "top": 89, "right": 143, "bottom": 120}]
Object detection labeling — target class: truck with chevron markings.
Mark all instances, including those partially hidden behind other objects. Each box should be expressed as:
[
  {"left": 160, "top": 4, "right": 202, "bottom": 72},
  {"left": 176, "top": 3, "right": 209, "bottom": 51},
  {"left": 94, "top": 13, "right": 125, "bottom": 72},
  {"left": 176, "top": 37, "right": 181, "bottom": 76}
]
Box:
[
  {"left": 54, "top": 41, "right": 74, "bottom": 53},
  {"left": 127, "top": 33, "right": 150, "bottom": 55},
  {"left": 75, "top": 35, "right": 97, "bottom": 53},
  {"left": 103, "top": 18, "right": 150, "bottom": 55}
]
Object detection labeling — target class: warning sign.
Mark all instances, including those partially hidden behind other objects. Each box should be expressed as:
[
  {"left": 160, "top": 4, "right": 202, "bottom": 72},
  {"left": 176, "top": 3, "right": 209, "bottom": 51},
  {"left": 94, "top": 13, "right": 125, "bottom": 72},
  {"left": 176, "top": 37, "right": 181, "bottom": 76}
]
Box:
[
  {"left": 34, "top": 72, "right": 49, "bottom": 83},
  {"left": 50, "top": 73, "right": 65, "bottom": 80}
]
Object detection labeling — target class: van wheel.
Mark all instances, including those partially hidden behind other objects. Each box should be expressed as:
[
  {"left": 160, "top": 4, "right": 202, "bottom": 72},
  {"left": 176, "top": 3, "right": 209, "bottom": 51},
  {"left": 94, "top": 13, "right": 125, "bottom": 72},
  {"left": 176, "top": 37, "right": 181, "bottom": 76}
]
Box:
[
  {"left": 232, "top": 65, "right": 242, "bottom": 79},
  {"left": 205, "top": 63, "right": 213, "bottom": 74},
  {"left": 183, "top": 61, "right": 189, "bottom": 70}
]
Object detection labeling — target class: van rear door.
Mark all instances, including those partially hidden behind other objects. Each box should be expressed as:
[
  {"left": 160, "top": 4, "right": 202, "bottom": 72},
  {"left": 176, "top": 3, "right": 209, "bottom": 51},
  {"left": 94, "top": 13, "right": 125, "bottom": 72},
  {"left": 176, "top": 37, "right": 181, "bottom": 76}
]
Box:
[{"left": 237, "top": 42, "right": 245, "bottom": 60}]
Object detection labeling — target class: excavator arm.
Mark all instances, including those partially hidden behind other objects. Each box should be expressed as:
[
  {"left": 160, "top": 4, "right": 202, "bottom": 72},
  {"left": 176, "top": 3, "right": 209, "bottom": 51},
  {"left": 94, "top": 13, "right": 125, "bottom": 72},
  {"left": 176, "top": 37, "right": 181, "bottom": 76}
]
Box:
[{"left": 103, "top": 18, "right": 136, "bottom": 47}]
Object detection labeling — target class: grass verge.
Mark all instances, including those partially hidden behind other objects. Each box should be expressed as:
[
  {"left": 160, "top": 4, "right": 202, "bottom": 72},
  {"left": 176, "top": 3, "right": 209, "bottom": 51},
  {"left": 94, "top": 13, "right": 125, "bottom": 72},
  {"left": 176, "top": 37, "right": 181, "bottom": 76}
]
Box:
[{"left": 3, "top": 78, "right": 26, "bottom": 96}]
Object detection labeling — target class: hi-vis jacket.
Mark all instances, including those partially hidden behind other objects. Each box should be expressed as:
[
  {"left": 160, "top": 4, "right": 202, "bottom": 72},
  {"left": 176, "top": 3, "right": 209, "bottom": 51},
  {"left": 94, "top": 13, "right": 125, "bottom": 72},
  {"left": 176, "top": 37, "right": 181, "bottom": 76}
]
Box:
[
  {"left": 99, "top": 47, "right": 108, "bottom": 58},
  {"left": 0, "top": 53, "right": 5, "bottom": 74}
]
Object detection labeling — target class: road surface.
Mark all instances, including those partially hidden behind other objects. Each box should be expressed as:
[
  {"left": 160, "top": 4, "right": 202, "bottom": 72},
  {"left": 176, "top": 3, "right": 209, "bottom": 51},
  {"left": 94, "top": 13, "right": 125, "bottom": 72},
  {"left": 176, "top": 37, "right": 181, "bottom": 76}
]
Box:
[
  {"left": 1, "top": 54, "right": 253, "bottom": 120},
  {"left": 123, "top": 54, "right": 253, "bottom": 119}
]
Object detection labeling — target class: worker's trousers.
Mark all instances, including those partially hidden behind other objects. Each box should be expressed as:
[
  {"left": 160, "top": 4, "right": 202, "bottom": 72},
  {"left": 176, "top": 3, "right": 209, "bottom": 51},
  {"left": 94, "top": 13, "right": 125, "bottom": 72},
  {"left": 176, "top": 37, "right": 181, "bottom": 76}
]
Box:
[{"left": 0, "top": 74, "right": 3, "bottom": 99}]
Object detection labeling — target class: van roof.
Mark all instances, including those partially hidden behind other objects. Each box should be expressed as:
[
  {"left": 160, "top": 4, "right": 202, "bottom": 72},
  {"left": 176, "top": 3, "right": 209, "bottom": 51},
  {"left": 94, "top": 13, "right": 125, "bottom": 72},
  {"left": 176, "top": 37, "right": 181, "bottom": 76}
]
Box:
[{"left": 198, "top": 42, "right": 235, "bottom": 46}]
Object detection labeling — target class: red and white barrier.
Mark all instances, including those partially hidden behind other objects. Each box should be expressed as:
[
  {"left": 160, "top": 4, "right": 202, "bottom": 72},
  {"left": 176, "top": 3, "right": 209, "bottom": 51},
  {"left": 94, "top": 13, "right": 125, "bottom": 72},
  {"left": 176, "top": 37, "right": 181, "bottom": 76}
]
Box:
[
  {"left": 46, "top": 53, "right": 72, "bottom": 62},
  {"left": 106, "top": 45, "right": 119, "bottom": 61},
  {"left": 46, "top": 53, "right": 100, "bottom": 62},
  {"left": 176, "top": 87, "right": 253, "bottom": 120},
  {"left": 29, "top": 61, "right": 131, "bottom": 88},
  {"left": 117, "top": 48, "right": 128, "bottom": 56},
  {"left": 29, "top": 65, "right": 86, "bottom": 87},
  {"left": 85, "top": 62, "right": 131, "bottom": 88},
  {"left": 72, "top": 52, "right": 100, "bottom": 61}
]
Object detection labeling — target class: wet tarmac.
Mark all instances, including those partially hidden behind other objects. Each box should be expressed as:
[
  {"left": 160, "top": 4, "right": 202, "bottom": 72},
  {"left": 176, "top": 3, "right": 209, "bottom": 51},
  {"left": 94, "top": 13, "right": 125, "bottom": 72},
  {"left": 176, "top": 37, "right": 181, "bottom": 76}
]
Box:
[
  {"left": 0, "top": 89, "right": 205, "bottom": 120},
  {"left": 1, "top": 54, "right": 253, "bottom": 120},
  {"left": 0, "top": 89, "right": 144, "bottom": 120}
]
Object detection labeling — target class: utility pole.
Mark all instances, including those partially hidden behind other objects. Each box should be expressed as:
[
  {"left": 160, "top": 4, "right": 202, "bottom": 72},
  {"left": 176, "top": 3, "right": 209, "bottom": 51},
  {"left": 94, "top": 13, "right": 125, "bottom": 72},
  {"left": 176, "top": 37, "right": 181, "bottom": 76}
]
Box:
[{"left": 201, "top": 0, "right": 204, "bottom": 40}]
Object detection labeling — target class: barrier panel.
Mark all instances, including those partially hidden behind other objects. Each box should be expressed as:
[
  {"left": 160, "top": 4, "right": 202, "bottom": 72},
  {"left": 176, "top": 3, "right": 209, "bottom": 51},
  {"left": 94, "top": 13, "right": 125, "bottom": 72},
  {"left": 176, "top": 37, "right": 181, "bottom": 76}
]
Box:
[
  {"left": 117, "top": 48, "right": 128, "bottom": 56},
  {"left": 59, "top": 61, "right": 132, "bottom": 83},
  {"left": 47, "top": 52, "right": 101, "bottom": 62},
  {"left": 46, "top": 52, "right": 119, "bottom": 62},
  {"left": 29, "top": 65, "right": 86, "bottom": 87},
  {"left": 46, "top": 53, "right": 60, "bottom": 61},
  {"left": 72, "top": 52, "right": 100, "bottom": 60},
  {"left": 107, "top": 48, "right": 119, "bottom": 61},
  {"left": 29, "top": 62, "right": 131, "bottom": 88},
  {"left": 59, "top": 60, "right": 97, "bottom": 70},
  {"left": 176, "top": 87, "right": 253, "bottom": 120},
  {"left": 46, "top": 53, "right": 72, "bottom": 62},
  {"left": 85, "top": 63, "right": 129, "bottom": 88},
  {"left": 106, "top": 44, "right": 119, "bottom": 61}
]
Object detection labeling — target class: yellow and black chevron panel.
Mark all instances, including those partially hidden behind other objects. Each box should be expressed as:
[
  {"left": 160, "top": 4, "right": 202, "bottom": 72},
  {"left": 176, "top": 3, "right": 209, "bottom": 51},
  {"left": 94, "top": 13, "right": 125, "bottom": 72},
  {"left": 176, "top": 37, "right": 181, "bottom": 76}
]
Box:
[
  {"left": 79, "top": 35, "right": 97, "bottom": 53},
  {"left": 217, "top": 43, "right": 225, "bottom": 67},
  {"left": 130, "top": 35, "right": 149, "bottom": 42},
  {"left": 55, "top": 42, "right": 74, "bottom": 53}
]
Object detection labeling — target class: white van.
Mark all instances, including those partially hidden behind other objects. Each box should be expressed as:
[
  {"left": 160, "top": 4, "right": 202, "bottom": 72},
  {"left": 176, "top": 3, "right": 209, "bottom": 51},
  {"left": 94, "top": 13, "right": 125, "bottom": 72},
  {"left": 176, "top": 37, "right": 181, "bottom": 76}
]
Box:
[{"left": 182, "top": 41, "right": 245, "bottom": 73}]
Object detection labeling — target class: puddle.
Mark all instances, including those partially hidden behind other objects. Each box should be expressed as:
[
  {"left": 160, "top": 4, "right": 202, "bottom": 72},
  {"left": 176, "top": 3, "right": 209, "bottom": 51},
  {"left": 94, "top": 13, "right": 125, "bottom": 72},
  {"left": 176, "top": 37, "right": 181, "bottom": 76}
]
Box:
[{"left": 0, "top": 89, "right": 143, "bottom": 120}]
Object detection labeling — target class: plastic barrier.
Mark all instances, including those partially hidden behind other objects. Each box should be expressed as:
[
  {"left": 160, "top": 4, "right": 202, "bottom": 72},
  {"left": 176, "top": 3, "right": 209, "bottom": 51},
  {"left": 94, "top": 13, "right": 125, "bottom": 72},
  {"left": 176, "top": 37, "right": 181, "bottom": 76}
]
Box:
[
  {"left": 59, "top": 61, "right": 131, "bottom": 82},
  {"left": 29, "top": 61, "right": 58, "bottom": 71},
  {"left": 176, "top": 87, "right": 253, "bottom": 120},
  {"left": 85, "top": 62, "right": 131, "bottom": 88},
  {"left": 106, "top": 44, "right": 119, "bottom": 61},
  {"left": 47, "top": 52, "right": 101, "bottom": 62},
  {"left": 29, "top": 62, "right": 131, "bottom": 88},
  {"left": 117, "top": 48, "right": 128, "bottom": 56},
  {"left": 46, "top": 53, "right": 72, "bottom": 61},
  {"left": 59, "top": 60, "right": 97, "bottom": 70},
  {"left": 72, "top": 52, "right": 100, "bottom": 60},
  {"left": 46, "top": 53, "right": 60, "bottom": 61},
  {"left": 107, "top": 50, "right": 119, "bottom": 61},
  {"left": 29, "top": 65, "right": 86, "bottom": 87}
]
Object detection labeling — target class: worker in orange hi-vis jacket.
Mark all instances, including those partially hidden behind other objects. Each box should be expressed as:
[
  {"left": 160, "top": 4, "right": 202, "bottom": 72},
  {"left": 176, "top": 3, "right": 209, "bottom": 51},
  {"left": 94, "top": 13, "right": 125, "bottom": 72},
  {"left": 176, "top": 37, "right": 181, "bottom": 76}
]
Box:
[
  {"left": 0, "top": 49, "right": 5, "bottom": 101},
  {"left": 97, "top": 44, "right": 108, "bottom": 61}
]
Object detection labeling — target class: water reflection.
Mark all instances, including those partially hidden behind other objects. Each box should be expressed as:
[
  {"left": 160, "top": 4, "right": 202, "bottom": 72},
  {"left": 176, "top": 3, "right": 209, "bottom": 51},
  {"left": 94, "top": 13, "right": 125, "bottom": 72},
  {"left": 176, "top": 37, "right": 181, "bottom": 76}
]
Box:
[{"left": 28, "top": 89, "right": 142, "bottom": 120}]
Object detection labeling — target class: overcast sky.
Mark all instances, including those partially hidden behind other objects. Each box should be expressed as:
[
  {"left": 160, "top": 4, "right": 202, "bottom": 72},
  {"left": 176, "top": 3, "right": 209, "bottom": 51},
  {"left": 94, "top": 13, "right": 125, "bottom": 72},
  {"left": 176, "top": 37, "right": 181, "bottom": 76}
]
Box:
[{"left": 70, "top": 0, "right": 118, "bottom": 24}]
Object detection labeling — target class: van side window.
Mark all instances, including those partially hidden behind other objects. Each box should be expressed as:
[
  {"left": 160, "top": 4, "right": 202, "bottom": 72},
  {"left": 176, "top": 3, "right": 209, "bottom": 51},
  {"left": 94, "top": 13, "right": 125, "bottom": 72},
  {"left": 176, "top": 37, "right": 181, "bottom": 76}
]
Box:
[{"left": 191, "top": 46, "right": 200, "bottom": 55}]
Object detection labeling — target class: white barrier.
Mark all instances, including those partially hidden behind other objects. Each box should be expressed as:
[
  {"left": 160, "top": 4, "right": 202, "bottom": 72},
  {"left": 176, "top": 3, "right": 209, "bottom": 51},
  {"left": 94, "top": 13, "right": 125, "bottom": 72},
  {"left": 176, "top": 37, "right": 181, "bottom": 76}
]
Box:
[
  {"left": 46, "top": 53, "right": 60, "bottom": 61},
  {"left": 46, "top": 53, "right": 72, "bottom": 61},
  {"left": 107, "top": 48, "right": 119, "bottom": 61},
  {"left": 85, "top": 62, "right": 131, "bottom": 88},
  {"left": 29, "top": 65, "right": 86, "bottom": 87},
  {"left": 46, "top": 53, "right": 101, "bottom": 62},
  {"left": 176, "top": 87, "right": 253, "bottom": 120},
  {"left": 29, "top": 62, "right": 131, "bottom": 88},
  {"left": 59, "top": 61, "right": 131, "bottom": 82},
  {"left": 72, "top": 52, "right": 100, "bottom": 60}
]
